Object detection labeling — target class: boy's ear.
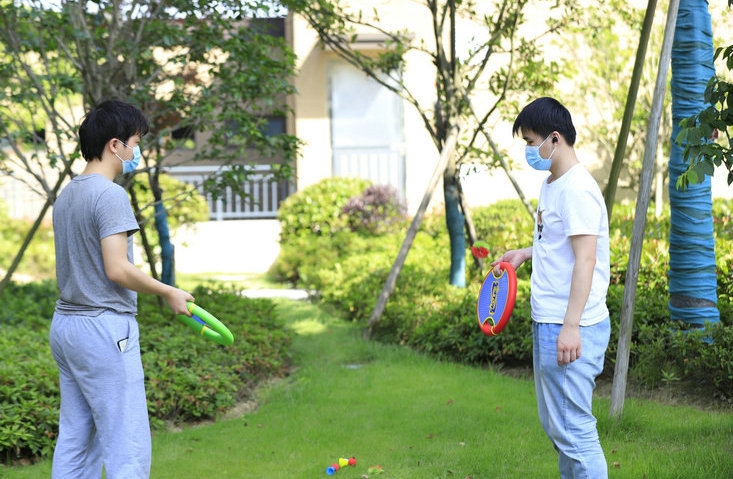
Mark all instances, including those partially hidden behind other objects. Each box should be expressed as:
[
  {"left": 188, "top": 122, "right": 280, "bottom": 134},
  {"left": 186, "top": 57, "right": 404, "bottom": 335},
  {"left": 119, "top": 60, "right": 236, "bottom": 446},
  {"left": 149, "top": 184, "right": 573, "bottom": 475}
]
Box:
[{"left": 108, "top": 138, "right": 122, "bottom": 153}]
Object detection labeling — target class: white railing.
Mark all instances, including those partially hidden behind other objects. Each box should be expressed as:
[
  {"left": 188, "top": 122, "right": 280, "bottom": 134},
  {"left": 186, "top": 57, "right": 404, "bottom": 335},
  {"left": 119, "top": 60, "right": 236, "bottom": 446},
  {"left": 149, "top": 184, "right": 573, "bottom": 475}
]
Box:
[
  {"left": 165, "top": 165, "right": 291, "bottom": 221},
  {"left": 332, "top": 146, "right": 405, "bottom": 197}
]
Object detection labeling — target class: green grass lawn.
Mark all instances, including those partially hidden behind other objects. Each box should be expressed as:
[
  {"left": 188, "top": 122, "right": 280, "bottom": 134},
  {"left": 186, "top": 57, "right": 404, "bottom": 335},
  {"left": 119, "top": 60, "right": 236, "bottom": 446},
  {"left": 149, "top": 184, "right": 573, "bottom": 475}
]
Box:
[{"left": 4, "top": 299, "right": 732, "bottom": 478}]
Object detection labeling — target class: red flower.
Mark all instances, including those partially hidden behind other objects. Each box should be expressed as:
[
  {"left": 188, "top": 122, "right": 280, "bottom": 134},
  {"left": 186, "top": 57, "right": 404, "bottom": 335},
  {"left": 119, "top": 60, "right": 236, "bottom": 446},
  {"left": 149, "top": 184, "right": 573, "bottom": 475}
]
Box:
[{"left": 471, "top": 246, "right": 489, "bottom": 259}]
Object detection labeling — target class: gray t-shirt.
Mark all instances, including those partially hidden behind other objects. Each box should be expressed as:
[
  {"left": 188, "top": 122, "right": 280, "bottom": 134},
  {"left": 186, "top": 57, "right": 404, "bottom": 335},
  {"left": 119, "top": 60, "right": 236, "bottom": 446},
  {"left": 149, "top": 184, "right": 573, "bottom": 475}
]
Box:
[{"left": 53, "top": 174, "right": 140, "bottom": 316}]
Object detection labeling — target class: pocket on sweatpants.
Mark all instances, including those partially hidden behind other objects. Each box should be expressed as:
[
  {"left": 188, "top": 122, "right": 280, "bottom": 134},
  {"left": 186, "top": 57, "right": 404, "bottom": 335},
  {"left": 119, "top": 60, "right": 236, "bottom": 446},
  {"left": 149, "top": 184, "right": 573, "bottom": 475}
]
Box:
[
  {"left": 99, "top": 311, "right": 136, "bottom": 354},
  {"left": 123, "top": 317, "right": 140, "bottom": 354}
]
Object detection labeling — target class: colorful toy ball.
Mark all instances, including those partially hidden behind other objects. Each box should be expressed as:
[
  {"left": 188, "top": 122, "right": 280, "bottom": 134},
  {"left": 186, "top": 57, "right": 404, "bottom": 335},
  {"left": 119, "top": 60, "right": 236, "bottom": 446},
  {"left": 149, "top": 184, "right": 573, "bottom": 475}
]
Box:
[{"left": 326, "top": 457, "right": 356, "bottom": 474}]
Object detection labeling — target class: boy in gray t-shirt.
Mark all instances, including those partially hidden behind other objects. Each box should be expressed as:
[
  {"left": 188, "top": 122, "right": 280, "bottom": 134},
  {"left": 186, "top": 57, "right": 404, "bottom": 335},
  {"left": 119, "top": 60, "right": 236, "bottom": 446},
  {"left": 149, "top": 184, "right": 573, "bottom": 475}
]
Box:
[{"left": 50, "top": 100, "right": 194, "bottom": 479}]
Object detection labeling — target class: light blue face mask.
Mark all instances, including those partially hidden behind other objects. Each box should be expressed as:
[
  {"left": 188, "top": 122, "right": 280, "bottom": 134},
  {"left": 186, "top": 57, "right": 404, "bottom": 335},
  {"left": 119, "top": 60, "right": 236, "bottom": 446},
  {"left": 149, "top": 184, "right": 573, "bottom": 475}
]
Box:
[
  {"left": 525, "top": 135, "right": 555, "bottom": 171},
  {"left": 115, "top": 140, "right": 142, "bottom": 174}
]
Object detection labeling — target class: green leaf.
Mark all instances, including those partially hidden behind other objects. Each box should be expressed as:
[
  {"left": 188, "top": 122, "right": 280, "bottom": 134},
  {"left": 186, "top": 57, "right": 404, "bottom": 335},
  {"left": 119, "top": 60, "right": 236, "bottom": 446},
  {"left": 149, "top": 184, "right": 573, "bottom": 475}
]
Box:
[
  {"left": 674, "top": 128, "right": 688, "bottom": 145},
  {"left": 698, "top": 160, "right": 715, "bottom": 177}
]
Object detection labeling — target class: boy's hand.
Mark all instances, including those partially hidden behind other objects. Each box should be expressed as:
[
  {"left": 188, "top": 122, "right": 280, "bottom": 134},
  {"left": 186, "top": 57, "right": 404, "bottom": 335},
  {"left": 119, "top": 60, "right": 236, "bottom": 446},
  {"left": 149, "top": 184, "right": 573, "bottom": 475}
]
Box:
[
  {"left": 491, "top": 247, "right": 531, "bottom": 273},
  {"left": 557, "top": 324, "right": 581, "bottom": 365},
  {"left": 164, "top": 287, "right": 195, "bottom": 316}
]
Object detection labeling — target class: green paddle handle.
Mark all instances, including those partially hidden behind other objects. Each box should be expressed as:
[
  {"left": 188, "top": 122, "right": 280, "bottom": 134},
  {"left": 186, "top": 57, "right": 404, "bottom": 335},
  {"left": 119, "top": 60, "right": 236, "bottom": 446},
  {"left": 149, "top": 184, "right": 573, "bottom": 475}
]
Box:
[{"left": 177, "top": 302, "right": 234, "bottom": 346}]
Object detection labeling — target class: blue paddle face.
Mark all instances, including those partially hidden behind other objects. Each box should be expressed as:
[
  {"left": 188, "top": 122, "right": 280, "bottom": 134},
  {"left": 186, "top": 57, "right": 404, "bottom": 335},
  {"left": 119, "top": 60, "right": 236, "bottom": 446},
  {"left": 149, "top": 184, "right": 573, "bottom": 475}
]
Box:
[{"left": 478, "top": 269, "right": 511, "bottom": 328}]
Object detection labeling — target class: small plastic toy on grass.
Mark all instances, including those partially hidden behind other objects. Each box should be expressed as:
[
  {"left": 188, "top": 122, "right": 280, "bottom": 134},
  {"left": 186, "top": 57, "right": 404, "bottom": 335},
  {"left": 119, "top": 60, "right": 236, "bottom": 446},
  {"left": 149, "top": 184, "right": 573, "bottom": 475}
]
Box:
[
  {"left": 367, "top": 464, "right": 384, "bottom": 475},
  {"left": 325, "top": 457, "right": 356, "bottom": 475}
]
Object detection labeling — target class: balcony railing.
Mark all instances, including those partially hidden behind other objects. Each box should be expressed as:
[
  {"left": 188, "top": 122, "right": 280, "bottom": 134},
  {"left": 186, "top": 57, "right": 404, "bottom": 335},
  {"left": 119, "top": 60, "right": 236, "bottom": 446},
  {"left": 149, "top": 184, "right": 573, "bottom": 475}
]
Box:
[{"left": 166, "top": 165, "right": 291, "bottom": 221}]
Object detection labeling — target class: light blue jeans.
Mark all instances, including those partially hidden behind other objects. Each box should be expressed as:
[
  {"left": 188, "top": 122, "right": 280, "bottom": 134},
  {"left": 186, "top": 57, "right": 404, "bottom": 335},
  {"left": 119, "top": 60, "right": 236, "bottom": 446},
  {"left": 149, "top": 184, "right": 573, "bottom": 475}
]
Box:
[
  {"left": 533, "top": 318, "right": 610, "bottom": 479},
  {"left": 49, "top": 311, "right": 151, "bottom": 479}
]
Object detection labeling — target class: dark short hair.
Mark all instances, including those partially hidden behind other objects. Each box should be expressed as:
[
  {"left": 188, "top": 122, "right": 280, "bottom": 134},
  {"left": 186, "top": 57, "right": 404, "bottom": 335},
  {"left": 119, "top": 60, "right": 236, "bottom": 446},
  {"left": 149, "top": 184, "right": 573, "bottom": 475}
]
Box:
[
  {"left": 512, "top": 97, "right": 576, "bottom": 146},
  {"left": 79, "top": 100, "right": 149, "bottom": 161}
]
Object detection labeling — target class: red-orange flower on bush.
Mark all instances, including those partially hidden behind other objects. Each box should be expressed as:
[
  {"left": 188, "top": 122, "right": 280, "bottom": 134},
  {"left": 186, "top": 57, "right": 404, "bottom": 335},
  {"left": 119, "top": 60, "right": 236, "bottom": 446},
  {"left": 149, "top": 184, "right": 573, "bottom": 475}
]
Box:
[{"left": 471, "top": 240, "right": 489, "bottom": 259}]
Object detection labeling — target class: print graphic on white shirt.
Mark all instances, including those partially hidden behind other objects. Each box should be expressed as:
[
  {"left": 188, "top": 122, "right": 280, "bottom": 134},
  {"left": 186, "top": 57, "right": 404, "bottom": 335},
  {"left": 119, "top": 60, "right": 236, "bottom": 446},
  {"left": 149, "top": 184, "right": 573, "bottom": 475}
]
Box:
[{"left": 537, "top": 209, "right": 544, "bottom": 241}]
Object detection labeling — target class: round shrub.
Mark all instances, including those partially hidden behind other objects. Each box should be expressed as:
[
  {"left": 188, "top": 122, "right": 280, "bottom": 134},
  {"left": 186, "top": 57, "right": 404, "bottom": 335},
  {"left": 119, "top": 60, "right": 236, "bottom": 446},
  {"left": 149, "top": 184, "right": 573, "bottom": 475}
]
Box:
[
  {"left": 342, "top": 184, "right": 407, "bottom": 234},
  {"left": 277, "top": 177, "right": 371, "bottom": 242}
]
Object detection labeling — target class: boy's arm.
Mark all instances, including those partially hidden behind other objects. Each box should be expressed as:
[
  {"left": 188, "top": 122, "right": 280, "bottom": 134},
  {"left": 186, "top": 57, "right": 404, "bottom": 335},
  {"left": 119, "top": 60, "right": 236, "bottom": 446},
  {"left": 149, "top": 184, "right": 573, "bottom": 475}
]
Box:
[
  {"left": 491, "top": 246, "right": 532, "bottom": 271},
  {"left": 101, "top": 232, "right": 193, "bottom": 316},
  {"left": 557, "top": 234, "right": 597, "bottom": 365}
]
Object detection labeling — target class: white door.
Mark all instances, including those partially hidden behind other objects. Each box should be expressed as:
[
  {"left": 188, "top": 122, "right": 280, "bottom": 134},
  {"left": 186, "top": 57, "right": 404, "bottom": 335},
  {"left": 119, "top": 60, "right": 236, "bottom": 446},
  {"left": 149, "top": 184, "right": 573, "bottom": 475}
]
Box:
[{"left": 328, "top": 61, "right": 405, "bottom": 196}]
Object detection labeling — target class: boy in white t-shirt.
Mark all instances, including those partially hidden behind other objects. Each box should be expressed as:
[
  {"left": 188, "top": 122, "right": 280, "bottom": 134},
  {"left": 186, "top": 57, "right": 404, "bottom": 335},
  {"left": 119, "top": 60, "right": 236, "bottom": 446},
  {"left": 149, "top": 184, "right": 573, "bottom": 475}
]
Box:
[{"left": 493, "top": 97, "right": 611, "bottom": 479}]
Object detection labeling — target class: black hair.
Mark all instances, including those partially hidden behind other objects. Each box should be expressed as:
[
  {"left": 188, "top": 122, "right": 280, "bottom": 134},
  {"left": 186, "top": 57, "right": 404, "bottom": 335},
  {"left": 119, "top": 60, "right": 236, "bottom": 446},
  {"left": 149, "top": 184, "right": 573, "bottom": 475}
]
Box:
[
  {"left": 79, "top": 99, "right": 149, "bottom": 161},
  {"left": 512, "top": 97, "right": 576, "bottom": 146}
]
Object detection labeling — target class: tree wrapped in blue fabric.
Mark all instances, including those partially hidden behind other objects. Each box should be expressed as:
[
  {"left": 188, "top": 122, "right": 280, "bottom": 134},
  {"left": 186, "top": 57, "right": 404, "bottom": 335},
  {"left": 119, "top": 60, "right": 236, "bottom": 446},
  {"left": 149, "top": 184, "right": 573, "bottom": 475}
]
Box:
[{"left": 668, "top": 0, "right": 719, "bottom": 326}]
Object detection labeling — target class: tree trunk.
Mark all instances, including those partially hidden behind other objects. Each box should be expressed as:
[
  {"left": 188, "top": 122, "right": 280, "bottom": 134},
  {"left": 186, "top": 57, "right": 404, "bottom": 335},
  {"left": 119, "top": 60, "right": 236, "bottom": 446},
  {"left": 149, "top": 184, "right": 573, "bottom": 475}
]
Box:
[
  {"left": 129, "top": 185, "right": 159, "bottom": 281},
  {"left": 666, "top": 0, "right": 719, "bottom": 326},
  {"left": 444, "top": 164, "right": 466, "bottom": 287},
  {"left": 154, "top": 201, "right": 175, "bottom": 286},
  {"left": 458, "top": 179, "right": 482, "bottom": 271},
  {"left": 364, "top": 123, "right": 461, "bottom": 339},
  {"left": 655, "top": 142, "right": 664, "bottom": 217},
  {"left": 150, "top": 169, "right": 175, "bottom": 286},
  {"left": 610, "top": 0, "right": 679, "bottom": 419}
]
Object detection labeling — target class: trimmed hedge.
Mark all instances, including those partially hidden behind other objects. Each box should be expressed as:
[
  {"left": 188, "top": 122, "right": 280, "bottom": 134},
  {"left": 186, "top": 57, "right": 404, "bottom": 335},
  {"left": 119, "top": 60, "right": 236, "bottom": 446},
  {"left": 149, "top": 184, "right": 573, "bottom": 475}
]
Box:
[
  {"left": 277, "top": 177, "right": 371, "bottom": 242},
  {"left": 273, "top": 179, "right": 732, "bottom": 403},
  {"left": 0, "top": 283, "right": 291, "bottom": 463}
]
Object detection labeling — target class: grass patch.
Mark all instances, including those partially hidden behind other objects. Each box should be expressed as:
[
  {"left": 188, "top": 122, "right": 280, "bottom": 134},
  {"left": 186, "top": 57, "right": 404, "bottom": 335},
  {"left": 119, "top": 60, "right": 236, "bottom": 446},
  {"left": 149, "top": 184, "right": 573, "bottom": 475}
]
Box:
[{"left": 4, "top": 299, "right": 731, "bottom": 478}]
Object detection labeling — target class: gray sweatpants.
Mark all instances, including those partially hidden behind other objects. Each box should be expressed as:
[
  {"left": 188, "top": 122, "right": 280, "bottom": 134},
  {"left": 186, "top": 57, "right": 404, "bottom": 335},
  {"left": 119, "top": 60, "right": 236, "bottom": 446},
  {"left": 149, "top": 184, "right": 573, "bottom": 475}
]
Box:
[{"left": 49, "top": 311, "right": 151, "bottom": 479}]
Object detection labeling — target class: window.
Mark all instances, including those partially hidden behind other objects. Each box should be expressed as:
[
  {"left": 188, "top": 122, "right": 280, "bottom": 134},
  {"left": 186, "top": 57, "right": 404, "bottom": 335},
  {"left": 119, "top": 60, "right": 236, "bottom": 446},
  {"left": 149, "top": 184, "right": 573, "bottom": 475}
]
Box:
[{"left": 262, "top": 116, "right": 286, "bottom": 137}]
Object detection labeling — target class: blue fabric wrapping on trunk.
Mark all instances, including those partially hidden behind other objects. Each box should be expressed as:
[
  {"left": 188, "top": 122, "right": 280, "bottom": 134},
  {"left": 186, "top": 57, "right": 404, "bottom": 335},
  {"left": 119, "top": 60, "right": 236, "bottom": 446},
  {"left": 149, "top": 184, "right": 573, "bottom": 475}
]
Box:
[{"left": 667, "top": 0, "right": 719, "bottom": 325}]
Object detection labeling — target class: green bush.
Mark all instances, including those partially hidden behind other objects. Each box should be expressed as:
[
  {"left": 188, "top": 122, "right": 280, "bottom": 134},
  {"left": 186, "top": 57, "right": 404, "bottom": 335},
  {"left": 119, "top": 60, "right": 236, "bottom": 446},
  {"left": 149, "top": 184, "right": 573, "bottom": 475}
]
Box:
[
  {"left": 276, "top": 177, "right": 371, "bottom": 243},
  {"left": 277, "top": 195, "right": 733, "bottom": 403},
  {"left": 271, "top": 177, "right": 372, "bottom": 282},
  {"left": 0, "top": 282, "right": 292, "bottom": 464}
]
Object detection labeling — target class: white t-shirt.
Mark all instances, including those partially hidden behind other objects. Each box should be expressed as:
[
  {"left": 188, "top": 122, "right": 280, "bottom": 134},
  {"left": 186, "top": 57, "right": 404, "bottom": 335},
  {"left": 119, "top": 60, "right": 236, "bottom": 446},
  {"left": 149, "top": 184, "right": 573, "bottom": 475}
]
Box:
[{"left": 531, "top": 163, "right": 610, "bottom": 326}]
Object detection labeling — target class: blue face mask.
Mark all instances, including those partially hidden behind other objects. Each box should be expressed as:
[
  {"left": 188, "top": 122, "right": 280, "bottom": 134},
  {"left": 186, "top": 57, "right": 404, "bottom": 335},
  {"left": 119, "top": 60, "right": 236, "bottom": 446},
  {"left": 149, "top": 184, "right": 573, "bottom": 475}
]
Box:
[
  {"left": 115, "top": 140, "right": 142, "bottom": 174},
  {"left": 525, "top": 135, "right": 555, "bottom": 171}
]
